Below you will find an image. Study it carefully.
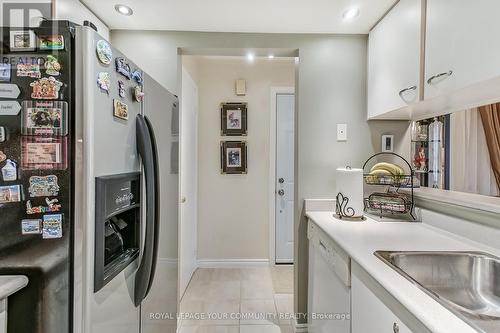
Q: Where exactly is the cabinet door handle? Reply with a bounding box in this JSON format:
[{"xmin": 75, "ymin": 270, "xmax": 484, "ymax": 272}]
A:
[
  {"xmin": 393, "ymin": 322, "xmax": 400, "ymax": 333},
  {"xmin": 427, "ymin": 70, "xmax": 453, "ymax": 85},
  {"xmin": 398, "ymin": 85, "xmax": 417, "ymax": 99}
]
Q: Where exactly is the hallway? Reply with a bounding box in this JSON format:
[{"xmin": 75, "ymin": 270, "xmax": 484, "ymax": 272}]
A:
[{"xmin": 179, "ymin": 266, "xmax": 294, "ymax": 333}]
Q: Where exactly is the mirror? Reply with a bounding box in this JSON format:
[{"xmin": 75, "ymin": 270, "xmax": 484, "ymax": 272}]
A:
[{"xmin": 411, "ymin": 103, "xmax": 500, "ymax": 197}]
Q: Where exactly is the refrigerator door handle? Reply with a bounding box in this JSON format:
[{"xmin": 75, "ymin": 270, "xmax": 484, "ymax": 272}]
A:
[
  {"xmin": 134, "ymin": 114, "xmax": 157, "ymax": 306},
  {"xmin": 144, "ymin": 115, "xmax": 160, "ymax": 295}
]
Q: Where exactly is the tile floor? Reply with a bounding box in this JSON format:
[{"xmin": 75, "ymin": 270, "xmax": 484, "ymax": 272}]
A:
[{"xmin": 179, "ymin": 266, "xmax": 294, "ymax": 333}]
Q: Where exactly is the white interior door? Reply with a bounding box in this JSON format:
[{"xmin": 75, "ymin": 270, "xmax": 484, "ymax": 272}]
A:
[
  {"xmin": 275, "ymin": 94, "xmax": 295, "ymax": 264},
  {"xmin": 179, "ymin": 67, "xmax": 198, "ymax": 299}
]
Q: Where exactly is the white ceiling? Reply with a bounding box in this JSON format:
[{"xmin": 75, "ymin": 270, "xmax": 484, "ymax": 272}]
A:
[{"xmin": 81, "ymin": 0, "xmax": 397, "ymax": 34}]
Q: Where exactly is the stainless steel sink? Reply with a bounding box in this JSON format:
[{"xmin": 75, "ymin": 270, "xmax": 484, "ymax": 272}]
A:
[{"xmin": 375, "ymin": 251, "xmax": 500, "ymax": 332}]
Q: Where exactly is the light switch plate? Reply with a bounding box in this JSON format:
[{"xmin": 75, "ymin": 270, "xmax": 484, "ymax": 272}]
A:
[{"xmin": 337, "ymin": 124, "xmax": 347, "ymax": 141}]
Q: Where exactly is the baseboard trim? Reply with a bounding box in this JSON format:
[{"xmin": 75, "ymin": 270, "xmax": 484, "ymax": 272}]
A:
[
  {"xmin": 196, "ymin": 259, "xmax": 269, "ymax": 268},
  {"xmin": 293, "ymin": 319, "xmax": 308, "ymax": 333}
]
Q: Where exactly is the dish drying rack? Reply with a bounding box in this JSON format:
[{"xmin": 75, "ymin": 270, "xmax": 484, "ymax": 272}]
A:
[{"xmin": 363, "ymin": 152, "xmax": 416, "ymax": 220}]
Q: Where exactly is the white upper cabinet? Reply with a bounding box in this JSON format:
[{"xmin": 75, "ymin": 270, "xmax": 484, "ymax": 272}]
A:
[
  {"xmin": 425, "ymin": 0, "xmax": 500, "ymax": 100},
  {"xmin": 368, "ymin": 0, "xmax": 422, "ymax": 120}
]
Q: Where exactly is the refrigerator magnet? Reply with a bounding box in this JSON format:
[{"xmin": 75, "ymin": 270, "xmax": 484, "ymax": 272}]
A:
[
  {"xmin": 0, "ymin": 64, "xmax": 11, "ymax": 82},
  {"xmin": 21, "ymin": 136, "xmax": 68, "ymax": 170},
  {"xmin": 42, "ymin": 214, "xmax": 63, "ymax": 239},
  {"xmin": 21, "ymin": 219, "xmax": 41, "ymax": 235},
  {"xmin": 97, "ymin": 72, "xmax": 111, "ymax": 94},
  {"xmin": 0, "ymin": 150, "xmax": 6, "ymax": 163},
  {"xmin": 44, "ymin": 55, "xmax": 61, "ymax": 76},
  {"xmin": 118, "ymin": 80, "xmax": 126, "ymax": 98},
  {"xmin": 113, "ymin": 99, "xmax": 128, "ymax": 120},
  {"xmin": 21, "ymin": 101, "xmax": 69, "ymax": 136},
  {"xmin": 39, "ymin": 35, "xmax": 64, "ymax": 50},
  {"xmin": 26, "ymin": 198, "xmax": 61, "ymax": 215},
  {"xmin": 9, "ymin": 30, "xmax": 36, "ymax": 52},
  {"xmin": 1, "ymin": 159, "xmax": 17, "ymax": 181},
  {"xmin": 0, "ymin": 185, "xmax": 22, "ymax": 203},
  {"xmin": 134, "ymin": 86, "xmax": 144, "ymax": 102},
  {"xmin": 30, "ymin": 77, "xmax": 63, "ymax": 99},
  {"xmin": 96, "ymin": 40, "xmax": 113, "ymax": 65},
  {"xmin": 17, "ymin": 63, "xmax": 41, "ymax": 78},
  {"xmin": 28, "ymin": 175, "xmax": 59, "ymax": 198},
  {"xmin": 0, "ymin": 126, "xmax": 6, "ymax": 142},
  {"xmin": 131, "ymin": 69, "xmax": 143, "ymax": 85},
  {"xmin": 115, "ymin": 58, "xmax": 131, "ymax": 79}
]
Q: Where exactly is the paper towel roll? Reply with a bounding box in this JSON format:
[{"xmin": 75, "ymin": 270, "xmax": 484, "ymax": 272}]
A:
[{"xmin": 335, "ymin": 167, "xmax": 364, "ymax": 218}]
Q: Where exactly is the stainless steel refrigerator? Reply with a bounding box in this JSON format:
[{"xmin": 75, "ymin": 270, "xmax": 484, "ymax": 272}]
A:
[{"xmin": 0, "ymin": 21, "xmax": 179, "ymax": 333}]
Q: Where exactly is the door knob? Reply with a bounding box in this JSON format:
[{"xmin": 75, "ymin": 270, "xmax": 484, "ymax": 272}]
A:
[
  {"xmin": 278, "ymin": 189, "xmax": 285, "ymax": 196},
  {"xmin": 278, "ymin": 178, "xmax": 285, "ymax": 184}
]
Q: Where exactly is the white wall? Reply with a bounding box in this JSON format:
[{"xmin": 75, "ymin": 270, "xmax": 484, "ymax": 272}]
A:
[
  {"xmin": 110, "ymin": 30, "xmax": 410, "ymax": 319},
  {"xmin": 194, "ymin": 56, "xmax": 295, "ymax": 261},
  {"xmin": 55, "ymin": 0, "xmax": 109, "ymax": 40}
]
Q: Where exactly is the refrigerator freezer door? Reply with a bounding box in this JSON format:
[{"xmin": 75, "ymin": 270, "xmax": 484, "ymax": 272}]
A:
[
  {"xmin": 74, "ymin": 26, "xmax": 142, "ymax": 333},
  {"xmin": 140, "ymin": 74, "xmax": 179, "ymax": 333}
]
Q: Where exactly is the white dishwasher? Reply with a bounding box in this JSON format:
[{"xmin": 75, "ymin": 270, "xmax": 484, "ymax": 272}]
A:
[{"xmin": 308, "ymin": 220, "xmax": 351, "ymax": 333}]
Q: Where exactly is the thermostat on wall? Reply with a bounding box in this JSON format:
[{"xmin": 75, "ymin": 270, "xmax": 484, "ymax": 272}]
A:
[{"xmin": 236, "ymin": 79, "xmax": 246, "ymax": 96}]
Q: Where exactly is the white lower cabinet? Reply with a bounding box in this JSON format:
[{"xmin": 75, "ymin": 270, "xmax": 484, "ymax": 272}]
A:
[{"xmin": 352, "ymin": 272, "xmax": 413, "ymax": 333}]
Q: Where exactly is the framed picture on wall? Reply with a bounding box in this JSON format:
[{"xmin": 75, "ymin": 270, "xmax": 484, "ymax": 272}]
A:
[
  {"xmin": 221, "ymin": 102, "xmax": 247, "ymax": 136},
  {"xmin": 381, "ymin": 135, "xmax": 394, "ymax": 153},
  {"xmin": 220, "ymin": 141, "xmax": 247, "ymax": 174}
]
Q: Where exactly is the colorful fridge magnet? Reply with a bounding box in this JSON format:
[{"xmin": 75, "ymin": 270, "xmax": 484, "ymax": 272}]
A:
[
  {"xmin": 118, "ymin": 80, "xmax": 126, "ymax": 98},
  {"xmin": 0, "ymin": 185, "xmax": 21, "ymax": 203},
  {"xmin": 113, "ymin": 99, "xmax": 129, "ymax": 120},
  {"xmin": 134, "ymin": 86, "xmax": 144, "ymax": 102},
  {"xmin": 21, "ymin": 219, "xmax": 41, "ymax": 235},
  {"xmin": 0, "ymin": 126, "xmax": 5, "ymax": 142},
  {"xmin": 1, "ymin": 159, "xmax": 17, "ymax": 181},
  {"xmin": 131, "ymin": 69, "xmax": 143, "ymax": 85},
  {"xmin": 28, "ymin": 175, "xmax": 59, "ymax": 197},
  {"xmin": 96, "ymin": 40, "xmax": 113, "ymax": 65},
  {"xmin": 42, "ymin": 214, "xmax": 63, "ymax": 239},
  {"xmin": 9, "ymin": 30, "xmax": 36, "ymax": 52},
  {"xmin": 0, "ymin": 83, "xmax": 21, "ymax": 99},
  {"xmin": 0, "ymin": 150, "xmax": 6, "ymax": 163},
  {"xmin": 21, "ymin": 136, "xmax": 68, "ymax": 170},
  {"xmin": 39, "ymin": 35, "xmax": 64, "ymax": 50},
  {"xmin": 97, "ymin": 72, "xmax": 111, "ymax": 94},
  {"xmin": 26, "ymin": 198, "xmax": 61, "ymax": 215},
  {"xmin": 44, "ymin": 55, "xmax": 61, "ymax": 76},
  {"xmin": 0, "ymin": 64, "xmax": 11, "ymax": 82},
  {"xmin": 21, "ymin": 101, "xmax": 68, "ymax": 136},
  {"xmin": 30, "ymin": 77, "xmax": 63, "ymax": 99},
  {"xmin": 115, "ymin": 58, "xmax": 131, "ymax": 79},
  {"xmin": 17, "ymin": 63, "xmax": 41, "ymax": 78}
]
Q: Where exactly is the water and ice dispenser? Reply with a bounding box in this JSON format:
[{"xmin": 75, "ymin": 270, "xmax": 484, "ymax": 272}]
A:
[{"xmin": 94, "ymin": 172, "xmax": 141, "ymax": 292}]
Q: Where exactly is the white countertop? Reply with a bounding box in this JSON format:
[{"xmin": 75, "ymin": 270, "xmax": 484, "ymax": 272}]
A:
[
  {"xmin": 306, "ymin": 211, "xmax": 498, "ymax": 333},
  {"xmin": 0, "ymin": 276, "xmax": 28, "ymax": 300}
]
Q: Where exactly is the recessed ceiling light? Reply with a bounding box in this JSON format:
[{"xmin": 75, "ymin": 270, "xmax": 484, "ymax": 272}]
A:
[
  {"xmin": 268, "ymin": 55, "xmax": 275, "ymax": 59},
  {"xmin": 115, "ymin": 4, "xmax": 133, "ymax": 16},
  {"xmin": 343, "ymin": 7, "xmax": 360, "ymax": 21},
  {"xmin": 247, "ymin": 53, "xmax": 255, "ymax": 62}
]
